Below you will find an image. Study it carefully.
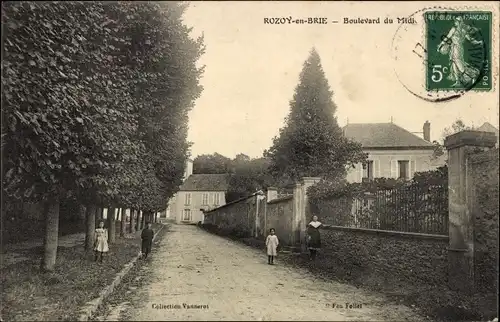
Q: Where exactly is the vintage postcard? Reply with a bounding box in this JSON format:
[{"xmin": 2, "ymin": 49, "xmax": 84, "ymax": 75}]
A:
[{"xmin": 1, "ymin": 1, "xmax": 498, "ymax": 322}]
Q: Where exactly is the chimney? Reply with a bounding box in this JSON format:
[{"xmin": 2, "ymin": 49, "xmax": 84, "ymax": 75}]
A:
[
  {"xmin": 183, "ymin": 159, "xmax": 193, "ymax": 181},
  {"xmin": 266, "ymin": 187, "xmax": 278, "ymax": 202},
  {"xmin": 423, "ymin": 121, "xmax": 431, "ymax": 141}
]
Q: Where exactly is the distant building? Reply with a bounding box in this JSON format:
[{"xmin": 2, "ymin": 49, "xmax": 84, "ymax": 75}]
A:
[
  {"xmin": 164, "ymin": 158, "xmax": 194, "ymax": 220},
  {"xmin": 172, "ymin": 173, "xmax": 229, "ymax": 224},
  {"xmin": 343, "ymin": 121, "xmax": 443, "ymax": 182},
  {"xmin": 476, "ymin": 122, "xmax": 499, "ymax": 147}
]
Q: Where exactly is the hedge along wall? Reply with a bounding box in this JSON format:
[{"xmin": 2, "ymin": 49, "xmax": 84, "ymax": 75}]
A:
[
  {"xmin": 468, "ymin": 148, "xmax": 499, "ymax": 295},
  {"xmin": 317, "ymin": 226, "xmax": 449, "ymax": 288},
  {"xmin": 265, "ymin": 196, "xmax": 294, "ymax": 245}
]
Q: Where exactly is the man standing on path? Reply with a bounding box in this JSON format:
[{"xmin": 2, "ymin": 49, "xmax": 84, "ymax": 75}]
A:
[{"xmin": 141, "ymin": 222, "xmax": 154, "ymax": 259}]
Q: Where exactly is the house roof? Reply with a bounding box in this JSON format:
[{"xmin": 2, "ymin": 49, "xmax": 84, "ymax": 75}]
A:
[
  {"xmin": 343, "ymin": 123, "xmax": 434, "ymax": 149},
  {"xmin": 179, "ymin": 174, "xmax": 229, "ymax": 191},
  {"xmin": 477, "ymin": 122, "xmax": 499, "ymax": 134}
]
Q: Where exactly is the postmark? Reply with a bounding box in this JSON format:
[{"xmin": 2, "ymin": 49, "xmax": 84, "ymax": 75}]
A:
[
  {"xmin": 425, "ymin": 11, "xmax": 492, "ymax": 92},
  {"xmin": 391, "ymin": 6, "xmax": 494, "ymax": 103}
]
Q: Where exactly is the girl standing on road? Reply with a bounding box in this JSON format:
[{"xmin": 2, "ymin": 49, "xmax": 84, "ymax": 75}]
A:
[
  {"xmin": 306, "ymin": 215, "xmax": 322, "ymax": 260},
  {"xmin": 266, "ymin": 228, "xmax": 279, "ymax": 265},
  {"xmin": 94, "ymin": 220, "xmax": 109, "ymax": 262}
]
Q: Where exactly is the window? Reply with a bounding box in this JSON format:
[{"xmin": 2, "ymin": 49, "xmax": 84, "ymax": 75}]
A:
[
  {"xmin": 184, "ymin": 193, "xmax": 191, "ymax": 206},
  {"xmin": 398, "ymin": 160, "xmax": 410, "ymax": 179},
  {"xmin": 182, "ymin": 209, "xmax": 191, "ymax": 221},
  {"xmin": 362, "ymin": 161, "xmax": 374, "ymax": 181},
  {"xmin": 213, "ymin": 193, "xmax": 220, "ymax": 206},
  {"xmin": 202, "ymin": 193, "xmax": 209, "ymax": 205}
]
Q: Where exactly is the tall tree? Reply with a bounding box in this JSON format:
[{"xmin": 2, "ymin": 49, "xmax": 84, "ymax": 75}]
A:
[
  {"xmin": 193, "ymin": 153, "xmax": 232, "ymax": 174},
  {"xmin": 2, "ymin": 1, "xmax": 139, "ymax": 271},
  {"xmin": 226, "ymin": 157, "xmax": 273, "ymax": 202},
  {"xmin": 264, "ymin": 48, "xmax": 366, "ymax": 184},
  {"xmin": 432, "ymin": 119, "xmax": 475, "ymax": 160},
  {"xmin": 442, "ymin": 119, "xmax": 474, "ymax": 138}
]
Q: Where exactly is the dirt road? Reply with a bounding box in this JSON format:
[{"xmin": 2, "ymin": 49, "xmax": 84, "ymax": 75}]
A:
[{"xmin": 97, "ymin": 224, "xmax": 425, "ymax": 321}]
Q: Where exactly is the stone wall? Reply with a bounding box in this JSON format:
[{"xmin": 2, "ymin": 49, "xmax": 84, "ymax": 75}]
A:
[
  {"xmin": 265, "ymin": 196, "xmax": 294, "ymax": 245},
  {"xmin": 468, "ymin": 148, "xmax": 499, "ymax": 294},
  {"xmin": 318, "ymin": 226, "xmax": 449, "ymax": 287},
  {"xmin": 203, "ymin": 195, "xmax": 256, "ymax": 238},
  {"xmin": 202, "ymin": 142, "xmax": 498, "ymax": 319},
  {"xmin": 204, "ymin": 194, "xmax": 294, "ymax": 244}
]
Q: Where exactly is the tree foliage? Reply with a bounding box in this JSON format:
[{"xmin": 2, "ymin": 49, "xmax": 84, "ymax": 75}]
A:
[
  {"xmin": 226, "ymin": 157, "xmax": 273, "ymax": 202},
  {"xmin": 193, "ymin": 153, "xmax": 232, "ymax": 174},
  {"xmin": 442, "ymin": 119, "xmax": 474, "ymax": 138},
  {"xmin": 2, "ymin": 1, "xmax": 204, "ymax": 269},
  {"xmin": 264, "ymin": 48, "xmax": 366, "ymax": 184},
  {"xmin": 307, "ymin": 165, "xmax": 448, "ymax": 200},
  {"xmin": 432, "ymin": 119, "xmax": 475, "ymax": 160},
  {"xmin": 2, "ymin": 1, "xmax": 204, "ymax": 209}
]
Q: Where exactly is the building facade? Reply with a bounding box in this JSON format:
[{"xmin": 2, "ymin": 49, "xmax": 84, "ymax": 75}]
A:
[
  {"xmin": 344, "ymin": 121, "xmax": 443, "ymax": 183},
  {"xmin": 172, "ymin": 174, "xmax": 229, "ymax": 224},
  {"xmin": 476, "ymin": 122, "xmax": 499, "ymax": 148},
  {"xmin": 164, "ymin": 158, "xmax": 194, "ymax": 220}
]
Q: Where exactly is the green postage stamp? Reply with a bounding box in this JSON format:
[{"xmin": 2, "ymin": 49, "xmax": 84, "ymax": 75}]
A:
[{"xmin": 425, "ymin": 11, "xmax": 492, "ymax": 91}]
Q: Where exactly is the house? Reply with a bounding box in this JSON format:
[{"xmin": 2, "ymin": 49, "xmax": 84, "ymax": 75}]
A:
[
  {"xmin": 172, "ymin": 173, "xmax": 229, "ymax": 224},
  {"xmin": 476, "ymin": 122, "xmax": 499, "ymax": 147},
  {"xmin": 343, "ymin": 121, "xmax": 442, "ymax": 183},
  {"xmin": 164, "ymin": 158, "xmax": 194, "ymax": 220}
]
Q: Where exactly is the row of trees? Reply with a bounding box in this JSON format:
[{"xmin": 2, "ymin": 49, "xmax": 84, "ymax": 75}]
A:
[{"xmin": 2, "ymin": 2, "xmax": 204, "ymax": 270}]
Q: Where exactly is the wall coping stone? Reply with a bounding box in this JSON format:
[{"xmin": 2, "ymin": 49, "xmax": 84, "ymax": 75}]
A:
[
  {"xmin": 322, "ymin": 225, "xmax": 449, "ymax": 241},
  {"xmin": 448, "ymin": 247, "xmax": 468, "ymax": 252},
  {"xmin": 205, "ymin": 192, "xmax": 260, "ymax": 214},
  {"xmin": 444, "ymin": 130, "xmax": 497, "ymax": 150},
  {"xmin": 267, "ymin": 195, "xmax": 293, "ymax": 205}
]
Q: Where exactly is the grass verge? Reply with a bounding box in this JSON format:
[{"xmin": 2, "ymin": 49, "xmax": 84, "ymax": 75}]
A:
[
  {"xmin": 90, "ymin": 224, "xmax": 169, "ymax": 321},
  {"xmin": 1, "ymin": 223, "xmax": 163, "ymax": 321}
]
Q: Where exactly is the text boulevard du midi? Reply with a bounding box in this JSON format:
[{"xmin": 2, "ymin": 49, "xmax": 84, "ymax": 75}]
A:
[{"xmin": 263, "ymin": 17, "xmax": 416, "ymax": 25}]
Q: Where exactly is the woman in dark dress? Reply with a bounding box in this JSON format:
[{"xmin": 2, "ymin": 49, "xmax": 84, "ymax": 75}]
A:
[{"xmin": 306, "ymin": 215, "xmax": 322, "ymax": 260}]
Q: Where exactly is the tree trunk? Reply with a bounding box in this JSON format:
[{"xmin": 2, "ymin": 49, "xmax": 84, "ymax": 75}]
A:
[
  {"xmin": 136, "ymin": 210, "xmax": 141, "ymax": 231},
  {"xmin": 78, "ymin": 204, "xmax": 86, "ymax": 221},
  {"xmin": 41, "ymin": 198, "xmax": 60, "ymax": 271},
  {"xmin": 120, "ymin": 208, "xmax": 126, "ymax": 238},
  {"xmin": 95, "ymin": 207, "xmax": 102, "ymax": 227},
  {"xmin": 130, "ymin": 209, "xmax": 136, "ymax": 233},
  {"xmin": 140, "ymin": 211, "xmax": 145, "ymax": 229},
  {"xmin": 85, "ymin": 205, "xmax": 96, "ymax": 251},
  {"xmin": 107, "ymin": 207, "xmax": 116, "ymax": 243}
]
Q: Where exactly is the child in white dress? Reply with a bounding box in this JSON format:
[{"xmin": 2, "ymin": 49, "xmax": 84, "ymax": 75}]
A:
[
  {"xmin": 266, "ymin": 228, "xmax": 279, "ymax": 265},
  {"xmin": 94, "ymin": 220, "xmax": 109, "ymax": 262}
]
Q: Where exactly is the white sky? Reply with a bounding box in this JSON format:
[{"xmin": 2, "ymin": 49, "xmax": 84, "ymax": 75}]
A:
[{"xmin": 183, "ymin": 1, "xmax": 499, "ymax": 159}]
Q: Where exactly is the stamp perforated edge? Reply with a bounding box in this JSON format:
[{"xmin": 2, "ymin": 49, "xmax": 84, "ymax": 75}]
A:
[
  {"xmin": 391, "ymin": 4, "xmax": 499, "ymax": 101},
  {"xmin": 424, "ymin": 10, "xmax": 492, "ymax": 92}
]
